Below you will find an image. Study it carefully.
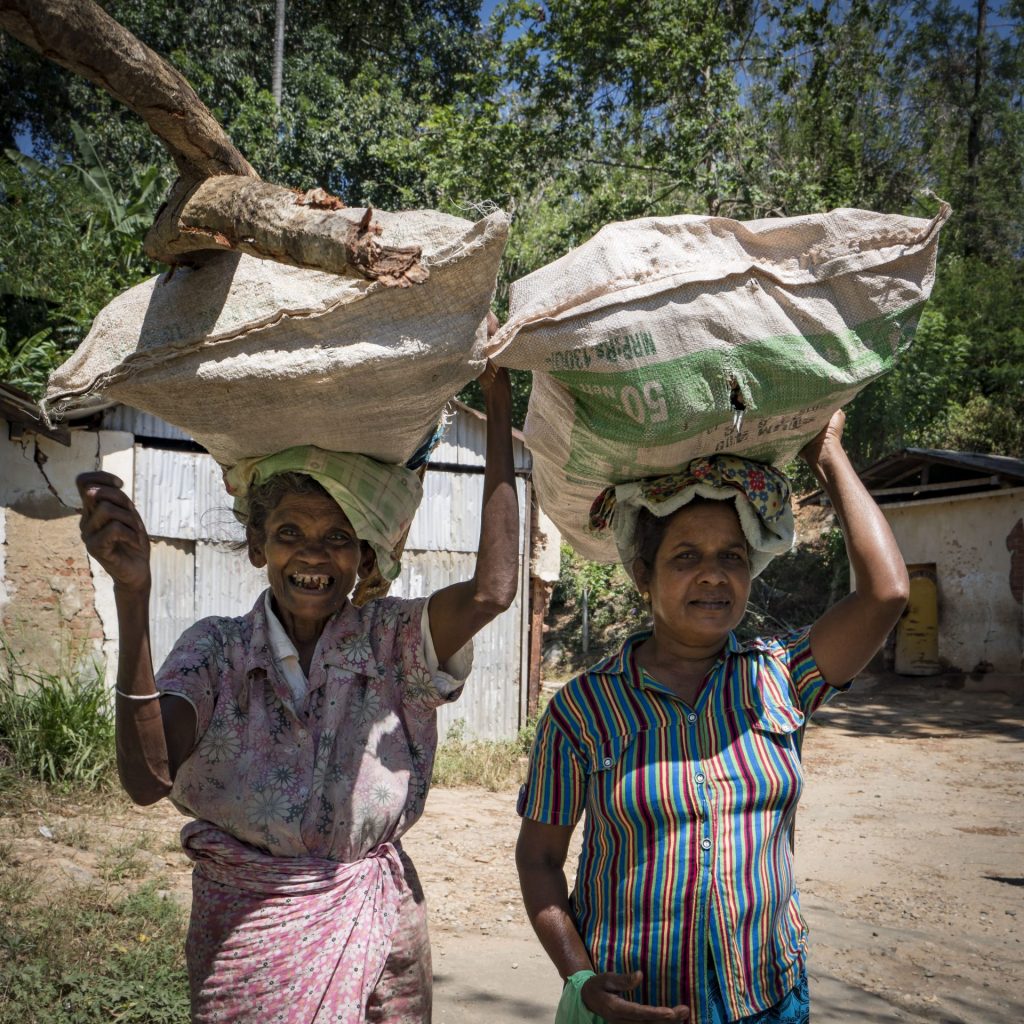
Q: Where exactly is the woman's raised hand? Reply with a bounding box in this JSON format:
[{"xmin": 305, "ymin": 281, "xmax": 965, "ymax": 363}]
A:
[
  {"xmin": 76, "ymin": 471, "xmax": 151, "ymax": 593},
  {"xmin": 582, "ymin": 971, "xmax": 690, "ymax": 1023},
  {"xmin": 798, "ymin": 408, "xmax": 847, "ymax": 478}
]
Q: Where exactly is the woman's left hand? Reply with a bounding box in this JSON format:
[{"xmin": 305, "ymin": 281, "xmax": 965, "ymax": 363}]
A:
[{"xmin": 799, "ymin": 408, "xmax": 846, "ymax": 477}]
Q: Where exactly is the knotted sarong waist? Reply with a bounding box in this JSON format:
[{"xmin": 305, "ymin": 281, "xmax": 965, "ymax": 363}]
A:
[{"xmin": 181, "ymin": 820, "xmax": 406, "ymax": 1024}]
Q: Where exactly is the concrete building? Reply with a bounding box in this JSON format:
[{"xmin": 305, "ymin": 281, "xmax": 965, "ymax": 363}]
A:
[
  {"xmin": 807, "ymin": 448, "xmax": 1024, "ymax": 688},
  {"xmin": 1, "ymin": 383, "xmax": 559, "ymax": 738}
]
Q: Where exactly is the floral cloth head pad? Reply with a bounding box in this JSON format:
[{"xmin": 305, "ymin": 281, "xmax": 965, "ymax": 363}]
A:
[{"xmin": 588, "ymin": 454, "xmax": 795, "ymax": 581}]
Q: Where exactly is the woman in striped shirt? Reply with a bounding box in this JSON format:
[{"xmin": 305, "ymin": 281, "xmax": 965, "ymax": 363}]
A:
[{"xmin": 516, "ymin": 411, "xmax": 908, "ymax": 1024}]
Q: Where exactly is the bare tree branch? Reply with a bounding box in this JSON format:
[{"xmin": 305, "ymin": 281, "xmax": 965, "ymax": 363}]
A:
[
  {"xmin": 0, "ymin": 0, "xmax": 428, "ymax": 285},
  {"xmin": 0, "ymin": 0, "xmax": 253, "ymax": 179},
  {"xmin": 146, "ymin": 177, "xmax": 428, "ymax": 285}
]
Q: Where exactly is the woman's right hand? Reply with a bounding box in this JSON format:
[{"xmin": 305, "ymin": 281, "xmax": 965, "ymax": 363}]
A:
[
  {"xmin": 582, "ymin": 971, "xmax": 690, "ymax": 1022},
  {"xmin": 76, "ymin": 471, "xmax": 151, "ymax": 593}
]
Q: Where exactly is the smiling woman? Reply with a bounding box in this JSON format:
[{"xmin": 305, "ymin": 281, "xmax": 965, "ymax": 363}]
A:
[
  {"xmin": 74, "ymin": 361, "xmax": 519, "ymax": 1024},
  {"xmin": 516, "ymin": 411, "xmax": 911, "ymax": 1024},
  {"xmin": 243, "ymin": 476, "xmax": 378, "ymax": 669}
]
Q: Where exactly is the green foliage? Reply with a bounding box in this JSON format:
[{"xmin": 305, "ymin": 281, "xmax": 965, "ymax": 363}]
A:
[
  {"xmin": 0, "ymin": 120, "xmax": 163, "ymax": 396},
  {"xmin": 0, "ymin": 0, "xmax": 1021, "ymax": 455},
  {"xmin": 844, "ymin": 306, "xmax": 973, "ymax": 465},
  {"xmin": 431, "ymin": 716, "xmax": 537, "ymax": 789},
  {"xmin": 0, "ymin": 877, "xmax": 189, "ymax": 1024},
  {"xmin": 0, "ymin": 326, "xmax": 63, "ymax": 396},
  {"xmin": 545, "ymin": 544, "xmax": 648, "ymax": 677},
  {"xmin": 0, "ymin": 641, "xmax": 115, "ymax": 791},
  {"xmin": 941, "ymin": 394, "xmax": 1024, "ymax": 455}
]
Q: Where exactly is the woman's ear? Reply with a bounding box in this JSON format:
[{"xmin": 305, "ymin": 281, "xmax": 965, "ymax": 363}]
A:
[
  {"xmin": 358, "ymin": 541, "xmax": 377, "ymax": 579},
  {"xmin": 632, "ymin": 559, "xmax": 651, "ymax": 596},
  {"xmin": 247, "ymin": 527, "xmax": 267, "ymax": 569}
]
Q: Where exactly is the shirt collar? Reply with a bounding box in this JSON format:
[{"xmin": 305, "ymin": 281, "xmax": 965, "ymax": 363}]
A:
[
  {"xmin": 602, "ymin": 629, "xmax": 753, "ymax": 677},
  {"xmin": 243, "ymin": 589, "xmax": 381, "ymax": 681},
  {"xmin": 264, "ymin": 591, "xmax": 300, "ymax": 663}
]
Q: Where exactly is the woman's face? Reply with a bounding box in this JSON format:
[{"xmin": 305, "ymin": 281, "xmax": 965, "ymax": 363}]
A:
[
  {"xmin": 636, "ymin": 501, "xmax": 752, "ymax": 649},
  {"xmin": 248, "ymin": 490, "xmax": 373, "ymax": 634}
]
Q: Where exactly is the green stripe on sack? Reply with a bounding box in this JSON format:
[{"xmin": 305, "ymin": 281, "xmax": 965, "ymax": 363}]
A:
[{"xmin": 551, "ymin": 305, "xmax": 923, "ymax": 463}]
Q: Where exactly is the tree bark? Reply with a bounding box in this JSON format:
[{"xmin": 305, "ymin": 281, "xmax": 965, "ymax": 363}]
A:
[
  {"xmin": 146, "ymin": 177, "xmax": 428, "ymax": 285},
  {"xmin": 0, "ymin": 0, "xmax": 253, "ymax": 179},
  {"xmin": 963, "ymin": 0, "xmax": 988, "ymax": 257},
  {"xmin": 0, "ymin": 0, "xmax": 428, "ymax": 284},
  {"xmin": 272, "ymin": 0, "xmax": 286, "ymax": 110}
]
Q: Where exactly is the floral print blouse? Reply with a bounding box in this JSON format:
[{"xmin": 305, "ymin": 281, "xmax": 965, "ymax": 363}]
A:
[{"xmin": 157, "ymin": 592, "xmax": 471, "ymax": 862}]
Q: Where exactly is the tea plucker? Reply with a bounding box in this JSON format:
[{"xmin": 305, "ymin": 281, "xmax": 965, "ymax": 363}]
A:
[
  {"xmin": 76, "ymin": 361, "xmax": 518, "ymax": 1024},
  {"xmin": 516, "ymin": 410, "xmax": 908, "ymax": 1024}
]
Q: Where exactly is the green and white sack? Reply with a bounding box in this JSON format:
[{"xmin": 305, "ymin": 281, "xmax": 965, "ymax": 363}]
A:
[
  {"xmin": 44, "ymin": 208, "xmax": 509, "ymax": 468},
  {"xmin": 491, "ymin": 204, "xmax": 950, "ymax": 561}
]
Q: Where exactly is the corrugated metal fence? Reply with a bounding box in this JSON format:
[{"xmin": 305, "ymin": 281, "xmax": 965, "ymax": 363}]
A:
[{"xmin": 137, "ymin": 423, "xmax": 531, "ymax": 741}]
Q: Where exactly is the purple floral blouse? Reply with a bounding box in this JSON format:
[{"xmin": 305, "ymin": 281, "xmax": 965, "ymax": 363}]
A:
[{"xmin": 157, "ymin": 592, "xmax": 469, "ymax": 862}]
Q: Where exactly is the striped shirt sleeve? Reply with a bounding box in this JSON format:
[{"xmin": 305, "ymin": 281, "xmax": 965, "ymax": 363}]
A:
[
  {"xmin": 517, "ymin": 704, "xmax": 587, "ymax": 827},
  {"xmin": 768, "ymin": 626, "xmax": 851, "ymax": 718}
]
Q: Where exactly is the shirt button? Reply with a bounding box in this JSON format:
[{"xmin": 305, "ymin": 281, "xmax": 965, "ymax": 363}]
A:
[
  {"xmin": 701, "ymin": 838, "xmax": 712, "ymax": 851},
  {"xmin": 695, "ymin": 773, "xmax": 706, "ymax": 784},
  {"xmin": 603, "ymin": 757, "xmax": 613, "ymax": 768},
  {"xmin": 687, "ymin": 713, "xmax": 697, "ymax": 723}
]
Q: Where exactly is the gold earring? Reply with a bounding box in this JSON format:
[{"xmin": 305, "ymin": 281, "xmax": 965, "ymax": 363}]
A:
[{"xmin": 642, "ymin": 591, "xmax": 650, "ymax": 604}]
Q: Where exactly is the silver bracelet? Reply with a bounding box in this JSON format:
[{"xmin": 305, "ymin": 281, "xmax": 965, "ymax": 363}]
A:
[{"xmin": 115, "ymin": 688, "xmax": 162, "ymax": 701}]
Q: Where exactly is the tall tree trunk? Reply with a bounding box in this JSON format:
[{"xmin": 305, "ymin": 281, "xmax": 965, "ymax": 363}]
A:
[
  {"xmin": 964, "ymin": 0, "xmax": 988, "ymax": 257},
  {"xmin": 272, "ymin": 0, "xmax": 286, "ymax": 110}
]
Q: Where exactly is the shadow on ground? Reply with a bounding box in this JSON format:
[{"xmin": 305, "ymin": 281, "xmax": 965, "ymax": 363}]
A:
[{"xmin": 813, "ymin": 672, "xmax": 1024, "ymax": 743}]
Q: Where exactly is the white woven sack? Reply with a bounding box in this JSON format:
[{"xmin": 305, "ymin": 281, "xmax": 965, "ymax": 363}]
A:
[
  {"xmin": 490, "ymin": 204, "xmax": 950, "ymax": 561},
  {"xmin": 45, "ymin": 208, "xmax": 509, "ymax": 467}
]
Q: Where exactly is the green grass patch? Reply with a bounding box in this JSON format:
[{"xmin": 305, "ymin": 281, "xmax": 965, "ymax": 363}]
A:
[
  {"xmin": 431, "ymin": 718, "xmax": 538, "ymax": 791},
  {"xmin": 0, "ymin": 870, "xmax": 189, "ymax": 1023},
  {"xmin": 0, "ymin": 639, "xmax": 115, "ymax": 791}
]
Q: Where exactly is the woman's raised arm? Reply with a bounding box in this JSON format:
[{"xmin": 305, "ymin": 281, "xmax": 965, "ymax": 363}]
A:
[
  {"xmin": 803, "ymin": 412, "xmax": 910, "ymax": 687},
  {"xmin": 76, "ymin": 472, "xmax": 195, "ymax": 804},
  {"xmin": 427, "ymin": 361, "xmax": 519, "ymax": 664}
]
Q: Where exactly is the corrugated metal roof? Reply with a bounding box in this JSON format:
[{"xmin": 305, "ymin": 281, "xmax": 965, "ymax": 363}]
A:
[
  {"xmin": 802, "ymin": 448, "xmax": 1024, "ymax": 506},
  {"xmin": 0, "ymin": 382, "xmax": 71, "ymax": 445},
  {"xmin": 408, "ymin": 474, "xmax": 527, "ymax": 553},
  {"xmin": 102, "ymin": 406, "xmax": 195, "ymax": 443},
  {"xmin": 195, "ymin": 542, "xmax": 267, "ymax": 620},
  {"xmin": 887, "ymin": 448, "xmax": 1024, "ymax": 482},
  {"xmin": 430, "ymin": 402, "xmax": 532, "ymax": 472},
  {"xmin": 134, "ymin": 446, "xmax": 199, "ymax": 539},
  {"xmin": 195, "ymin": 457, "xmax": 245, "ymax": 544}
]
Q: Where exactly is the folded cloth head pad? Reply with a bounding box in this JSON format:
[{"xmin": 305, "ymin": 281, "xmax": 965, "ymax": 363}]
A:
[
  {"xmin": 588, "ymin": 455, "xmax": 795, "ymax": 581},
  {"xmin": 225, "ymin": 447, "xmax": 423, "ymax": 581}
]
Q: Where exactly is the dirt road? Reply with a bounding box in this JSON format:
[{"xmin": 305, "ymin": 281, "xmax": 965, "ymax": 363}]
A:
[
  {"xmin": 414, "ymin": 675, "xmax": 1024, "ymax": 1024},
  {"xmin": 5, "ymin": 673, "xmax": 1022, "ymax": 1023}
]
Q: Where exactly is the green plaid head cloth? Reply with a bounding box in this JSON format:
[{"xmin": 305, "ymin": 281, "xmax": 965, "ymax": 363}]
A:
[{"xmin": 224, "ymin": 446, "xmax": 423, "ymax": 580}]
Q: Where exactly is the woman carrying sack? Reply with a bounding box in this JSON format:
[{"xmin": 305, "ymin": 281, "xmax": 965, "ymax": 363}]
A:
[
  {"xmin": 76, "ymin": 361, "xmax": 518, "ymax": 1024},
  {"xmin": 516, "ymin": 410, "xmax": 908, "ymax": 1024}
]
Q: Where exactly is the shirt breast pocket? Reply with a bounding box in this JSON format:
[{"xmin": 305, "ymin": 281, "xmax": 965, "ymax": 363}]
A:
[
  {"xmin": 741, "ymin": 700, "xmax": 805, "ymax": 814},
  {"xmin": 585, "ymin": 733, "xmax": 637, "ymax": 807},
  {"xmin": 749, "ymin": 699, "xmax": 805, "ymax": 739}
]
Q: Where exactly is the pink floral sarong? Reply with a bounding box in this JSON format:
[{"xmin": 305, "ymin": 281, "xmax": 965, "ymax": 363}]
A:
[{"xmin": 182, "ymin": 820, "xmax": 405, "ymax": 1024}]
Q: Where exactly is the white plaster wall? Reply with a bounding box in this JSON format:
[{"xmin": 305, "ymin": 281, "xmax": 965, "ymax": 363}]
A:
[
  {"xmin": 1, "ymin": 422, "xmax": 134, "ymax": 682},
  {"xmin": 883, "ymin": 488, "xmax": 1024, "ymax": 674}
]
